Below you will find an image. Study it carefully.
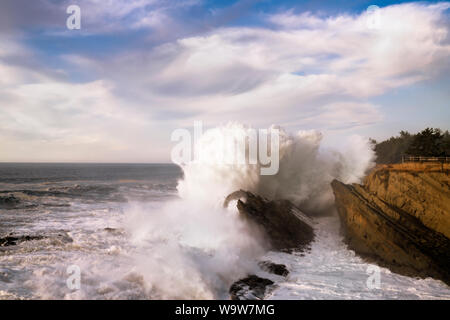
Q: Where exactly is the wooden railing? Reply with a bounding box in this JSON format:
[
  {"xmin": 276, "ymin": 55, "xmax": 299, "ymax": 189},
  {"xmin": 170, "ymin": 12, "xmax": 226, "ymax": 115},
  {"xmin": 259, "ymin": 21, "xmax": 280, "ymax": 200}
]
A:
[{"xmin": 402, "ymin": 156, "xmax": 450, "ymax": 163}]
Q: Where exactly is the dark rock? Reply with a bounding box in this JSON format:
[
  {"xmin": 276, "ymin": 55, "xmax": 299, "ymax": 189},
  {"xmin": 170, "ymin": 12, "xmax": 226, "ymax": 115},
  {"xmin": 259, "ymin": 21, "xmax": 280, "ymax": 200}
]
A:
[
  {"xmin": 0, "ymin": 235, "xmax": 44, "ymax": 247},
  {"xmin": 53, "ymin": 232, "xmax": 74, "ymax": 244},
  {"xmin": 229, "ymin": 275, "xmax": 274, "ymax": 300},
  {"xmin": 223, "ymin": 190, "xmax": 248, "ymax": 208},
  {"xmin": 0, "ymin": 195, "xmax": 20, "ymax": 208},
  {"xmin": 224, "ymin": 190, "xmax": 315, "ymax": 251},
  {"xmin": 258, "ymin": 261, "xmax": 289, "ymax": 277},
  {"xmin": 42, "ymin": 203, "xmax": 71, "ymax": 208},
  {"xmin": 103, "ymin": 227, "xmax": 124, "ymax": 235},
  {"xmin": 331, "ymin": 164, "xmax": 450, "ymax": 285},
  {"xmin": 0, "ymin": 231, "xmax": 72, "ymax": 247}
]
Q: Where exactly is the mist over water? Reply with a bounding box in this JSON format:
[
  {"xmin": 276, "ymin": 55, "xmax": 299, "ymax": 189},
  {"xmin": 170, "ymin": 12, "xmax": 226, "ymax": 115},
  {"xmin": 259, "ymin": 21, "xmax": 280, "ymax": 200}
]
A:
[
  {"xmin": 123, "ymin": 123, "xmax": 376, "ymax": 298},
  {"xmin": 178, "ymin": 123, "xmax": 375, "ymax": 213},
  {"xmin": 123, "ymin": 200, "xmax": 264, "ymax": 299},
  {"xmin": 0, "ymin": 125, "xmax": 449, "ymax": 299}
]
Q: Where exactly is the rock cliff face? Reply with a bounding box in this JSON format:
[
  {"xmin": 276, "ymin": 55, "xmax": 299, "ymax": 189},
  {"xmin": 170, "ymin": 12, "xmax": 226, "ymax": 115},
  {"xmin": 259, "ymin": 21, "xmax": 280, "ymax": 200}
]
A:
[
  {"xmin": 224, "ymin": 190, "xmax": 315, "ymax": 251},
  {"xmin": 225, "ymin": 190, "xmax": 315, "ymax": 299},
  {"xmin": 332, "ymin": 163, "xmax": 450, "ymax": 285}
]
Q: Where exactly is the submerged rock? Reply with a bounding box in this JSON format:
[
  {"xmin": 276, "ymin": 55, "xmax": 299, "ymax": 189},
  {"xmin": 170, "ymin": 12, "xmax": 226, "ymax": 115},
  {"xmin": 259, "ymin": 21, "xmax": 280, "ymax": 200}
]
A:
[
  {"xmin": 0, "ymin": 231, "xmax": 73, "ymax": 247},
  {"xmin": 258, "ymin": 261, "xmax": 289, "ymax": 277},
  {"xmin": 229, "ymin": 275, "xmax": 274, "ymax": 300},
  {"xmin": 0, "ymin": 235, "xmax": 44, "ymax": 247},
  {"xmin": 103, "ymin": 227, "xmax": 124, "ymax": 235},
  {"xmin": 331, "ymin": 163, "xmax": 450, "ymax": 285},
  {"xmin": 224, "ymin": 190, "xmax": 315, "ymax": 251},
  {"xmin": 0, "ymin": 195, "xmax": 20, "ymax": 208}
]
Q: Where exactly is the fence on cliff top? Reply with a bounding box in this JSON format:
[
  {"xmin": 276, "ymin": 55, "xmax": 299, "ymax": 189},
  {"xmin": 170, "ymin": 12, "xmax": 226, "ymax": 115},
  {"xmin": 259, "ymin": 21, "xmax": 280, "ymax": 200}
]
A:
[{"xmin": 402, "ymin": 156, "xmax": 450, "ymax": 163}]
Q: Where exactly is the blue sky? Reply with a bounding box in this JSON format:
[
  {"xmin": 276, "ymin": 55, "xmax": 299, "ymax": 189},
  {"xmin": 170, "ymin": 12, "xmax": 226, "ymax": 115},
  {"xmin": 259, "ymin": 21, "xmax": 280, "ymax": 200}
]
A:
[{"xmin": 1, "ymin": 0, "xmax": 449, "ymax": 162}]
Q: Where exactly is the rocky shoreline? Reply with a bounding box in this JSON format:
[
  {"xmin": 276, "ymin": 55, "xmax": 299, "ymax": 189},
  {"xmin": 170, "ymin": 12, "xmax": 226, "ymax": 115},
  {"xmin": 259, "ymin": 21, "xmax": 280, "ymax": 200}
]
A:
[
  {"xmin": 225, "ymin": 190, "xmax": 315, "ymax": 299},
  {"xmin": 332, "ymin": 163, "xmax": 450, "ymax": 285},
  {"xmin": 227, "ymin": 163, "xmax": 450, "ymax": 299}
]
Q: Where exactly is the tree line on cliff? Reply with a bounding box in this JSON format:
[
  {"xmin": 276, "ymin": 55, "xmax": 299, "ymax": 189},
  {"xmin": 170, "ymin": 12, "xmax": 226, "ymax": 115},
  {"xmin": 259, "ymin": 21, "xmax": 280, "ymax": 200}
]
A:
[{"xmin": 371, "ymin": 128, "xmax": 450, "ymax": 164}]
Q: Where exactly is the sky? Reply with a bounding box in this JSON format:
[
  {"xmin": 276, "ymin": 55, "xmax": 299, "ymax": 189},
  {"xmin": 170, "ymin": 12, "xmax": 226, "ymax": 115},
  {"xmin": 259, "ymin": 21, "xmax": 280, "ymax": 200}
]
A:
[{"xmin": 0, "ymin": 0, "xmax": 449, "ymax": 162}]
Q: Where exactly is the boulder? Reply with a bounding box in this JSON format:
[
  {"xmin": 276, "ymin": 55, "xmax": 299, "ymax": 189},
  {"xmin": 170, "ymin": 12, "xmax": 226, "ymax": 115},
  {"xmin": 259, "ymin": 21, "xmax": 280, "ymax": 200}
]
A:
[
  {"xmin": 224, "ymin": 190, "xmax": 314, "ymax": 251},
  {"xmin": 258, "ymin": 261, "xmax": 289, "ymax": 277},
  {"xmin": 229, "ymin": 275, "xmax": 274, "ymax": 300}
]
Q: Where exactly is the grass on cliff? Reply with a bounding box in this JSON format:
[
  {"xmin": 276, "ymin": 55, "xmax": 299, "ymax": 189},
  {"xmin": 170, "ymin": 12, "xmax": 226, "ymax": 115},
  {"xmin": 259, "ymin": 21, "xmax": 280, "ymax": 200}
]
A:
[{"xmin": 375, "ymin": 162, "xmax": 450, "ymax": 172}]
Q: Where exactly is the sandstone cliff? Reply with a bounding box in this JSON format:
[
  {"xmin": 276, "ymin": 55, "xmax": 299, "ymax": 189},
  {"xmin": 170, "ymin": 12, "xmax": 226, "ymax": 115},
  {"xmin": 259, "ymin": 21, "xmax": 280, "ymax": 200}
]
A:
[{"xmin": 332, "ymin": 163, "xmax": 450, "ymax": 285}]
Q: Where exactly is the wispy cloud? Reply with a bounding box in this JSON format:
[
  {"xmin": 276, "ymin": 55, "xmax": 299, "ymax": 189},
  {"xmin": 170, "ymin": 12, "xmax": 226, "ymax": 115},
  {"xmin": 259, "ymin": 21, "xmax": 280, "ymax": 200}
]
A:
[{"xmin": 0, "ymin": 2, "xmax": 449, "ymax": 161}]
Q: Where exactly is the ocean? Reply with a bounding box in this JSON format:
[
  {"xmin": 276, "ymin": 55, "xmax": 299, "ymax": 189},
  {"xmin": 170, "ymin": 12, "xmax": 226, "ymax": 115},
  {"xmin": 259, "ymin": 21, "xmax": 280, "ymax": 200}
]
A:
[{"xmin": 0, "ymin": 163, "xmax": 449, "ymax": 299}]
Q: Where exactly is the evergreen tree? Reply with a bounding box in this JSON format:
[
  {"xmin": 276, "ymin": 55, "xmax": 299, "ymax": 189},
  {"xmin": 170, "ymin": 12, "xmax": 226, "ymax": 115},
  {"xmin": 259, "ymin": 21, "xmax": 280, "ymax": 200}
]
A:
[
  {"xmin": 406, "ymin": 128, "xmax": 444, "ymax": 156},
  {"xmin": 373, "ymin": 130, "xmax": 413, "ymax": 164},
  {"xmin": 373, "ymin": 127, "xmax": 449, "ymax": 164}
]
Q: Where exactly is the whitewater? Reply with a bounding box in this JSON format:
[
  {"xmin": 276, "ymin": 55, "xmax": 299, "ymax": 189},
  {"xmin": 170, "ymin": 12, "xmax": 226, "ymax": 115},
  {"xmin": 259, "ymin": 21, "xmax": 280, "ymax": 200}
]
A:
[{"xmin": 0, "ymin": 124, "xmax": 449, "ymax": 299}]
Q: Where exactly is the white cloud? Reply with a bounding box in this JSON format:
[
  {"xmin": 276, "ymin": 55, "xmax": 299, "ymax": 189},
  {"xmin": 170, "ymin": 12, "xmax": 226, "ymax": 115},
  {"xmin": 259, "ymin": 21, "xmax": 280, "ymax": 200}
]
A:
[
  {"xmin": 0, "ymin": 44, "xmax": 172, "ymax": 161},
  {"xmin": 78, "ymin": 3, "xmax": 449, "ymax": 126},
  {"xmin": 0, "ymin": 0, "xmax": 202, "ymax": 36},
  {"xmin": 268, "ymin": 10, "xmax": 327, "ymax": 29},
  {"xmin": 1, "ymin": 2, "xmax": 449, "ymax": 161}
]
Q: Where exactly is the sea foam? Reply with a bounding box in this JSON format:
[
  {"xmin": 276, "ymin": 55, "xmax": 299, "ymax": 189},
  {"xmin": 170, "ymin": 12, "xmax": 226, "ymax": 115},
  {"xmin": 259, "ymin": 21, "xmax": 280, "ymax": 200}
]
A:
[{"xmin": 124, "ymin": 123, "xmax": 375, "ymax": 298}]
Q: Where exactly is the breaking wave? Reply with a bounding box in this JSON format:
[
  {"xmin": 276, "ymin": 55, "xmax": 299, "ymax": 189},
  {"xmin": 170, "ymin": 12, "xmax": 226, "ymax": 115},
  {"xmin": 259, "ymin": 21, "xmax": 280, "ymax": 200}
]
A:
[
  {"xmin": 178, "ymin": 123, "xmax": 375, "ymax": 213},
  {"xmin": 123, "ymin": 123, "xmax": 375, "ymax": 298}
]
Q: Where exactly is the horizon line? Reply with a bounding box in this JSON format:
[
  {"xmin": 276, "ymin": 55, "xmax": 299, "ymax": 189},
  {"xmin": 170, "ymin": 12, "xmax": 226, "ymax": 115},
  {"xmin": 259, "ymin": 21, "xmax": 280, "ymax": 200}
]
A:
[{"xmin": 0, "ymin": 161, "xmax": 176, "ymax": 165}]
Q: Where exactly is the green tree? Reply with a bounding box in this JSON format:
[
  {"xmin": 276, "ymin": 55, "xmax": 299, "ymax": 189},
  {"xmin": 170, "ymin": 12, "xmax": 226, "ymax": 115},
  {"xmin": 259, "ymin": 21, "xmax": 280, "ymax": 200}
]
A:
[
  {"xmin": 406, "ymin": 128, "xmax": 444, "ymax": 156},
  {"xmin": 442, "ymin": 130, "xmax": 450, "ymax": 156},
  {"xmin": 374, "ymin": 130, "xmax": 413, "ymax": 164},
  {"xmin": 373, "ymin": 128, "xmax": 449, "ymax": 163}
]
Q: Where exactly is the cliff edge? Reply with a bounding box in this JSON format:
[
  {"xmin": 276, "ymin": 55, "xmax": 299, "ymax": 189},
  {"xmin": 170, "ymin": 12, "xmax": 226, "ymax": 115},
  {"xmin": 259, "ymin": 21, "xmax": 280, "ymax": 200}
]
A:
[{"xmin": 331, "ymin": 163, "xmax": 450, "ymax": 285}]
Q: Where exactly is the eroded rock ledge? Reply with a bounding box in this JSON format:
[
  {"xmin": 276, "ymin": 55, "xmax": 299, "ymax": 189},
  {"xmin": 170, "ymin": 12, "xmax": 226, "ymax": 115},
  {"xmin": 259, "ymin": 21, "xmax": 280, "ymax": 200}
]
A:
[
  {"xmin": 331, "ymin": 163, "xmax": 450, "ymax": 285},
  {"xmin": 226, "ymin": 190, "xmax": 315, "ymax": 299},
  {"xmin": 225, "ymin": 190, "xmax": 315, "ymax": 251}
]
